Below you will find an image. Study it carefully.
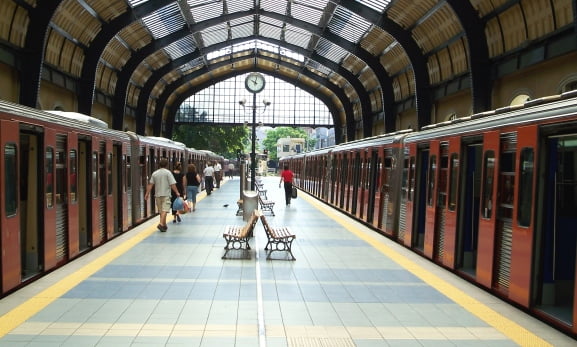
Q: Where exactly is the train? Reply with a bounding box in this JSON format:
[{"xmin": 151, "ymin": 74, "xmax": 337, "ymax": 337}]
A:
[
  {"xmin": 281, "ymin": 90, "xmax": 577, "ymax": 336},
  {"xmin": 0, "ymin": 100, "xmax": 222, "ymax": 297}
]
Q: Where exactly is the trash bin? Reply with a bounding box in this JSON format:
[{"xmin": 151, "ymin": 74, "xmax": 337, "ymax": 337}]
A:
[{"xmin": 242, "ymin": 190, "xmax": 258, "ymax": 221}]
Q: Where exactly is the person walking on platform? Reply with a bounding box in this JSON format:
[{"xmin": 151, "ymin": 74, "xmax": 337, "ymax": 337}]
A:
[
  {"xmin": 170, "ymin": 162, "xmax": 185, "ymax": 223},
  {"xmin": 183, "ymin": 163, "xmax": 201, "ymax": 212},
  {"xmin": 214, "ymin": 161, "xmax": 222, "ymax": 188},
  {"xmin": 228, "ymin": 162, "xmax": 234, "ymax": 179},
  {"xmin": 145, "ymin": 158, "xmax": 180, "ymax": 232},
  {"xmin": 203, "ymin": 162, "xmax": 215, "ymax": 195},
  {"xmin": 279, "ymin": 164, "xmax": 294, "ymax": 206}
]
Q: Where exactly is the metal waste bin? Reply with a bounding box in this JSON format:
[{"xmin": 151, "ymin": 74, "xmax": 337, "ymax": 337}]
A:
[{"xmin": 242, "ymin": 190, "xmax": 258, "ymax": 221}]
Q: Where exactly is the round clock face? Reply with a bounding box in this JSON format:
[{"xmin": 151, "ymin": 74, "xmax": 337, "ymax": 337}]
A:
[{"xmin": 245, "ymin": 72, "xmax": 266, "ymax": 93}]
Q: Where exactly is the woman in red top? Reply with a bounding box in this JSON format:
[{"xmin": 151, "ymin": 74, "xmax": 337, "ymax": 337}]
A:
[{"xmin": 279, "ymin": 164, "xmax": 294, "ymax": 206}]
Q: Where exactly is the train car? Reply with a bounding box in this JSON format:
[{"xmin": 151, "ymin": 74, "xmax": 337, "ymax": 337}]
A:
[
  {"xmin": 0, "ymin": 99, "xmax": 224, "ymax": 298},
  {"xmin": 281, "ymin": 91, "xmax": 577, "ymax": 335},
  {"xmin": 0, "ymin": 101, "xmax": 132, "ymax": 294}
]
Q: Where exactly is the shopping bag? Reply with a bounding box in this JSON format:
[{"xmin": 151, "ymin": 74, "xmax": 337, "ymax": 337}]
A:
[
  {"xmin": 291, "ymin": 186, "xmax": 297, "ymax": 199},
  {"xmin": 181, "ymin": 199, "xmax": 190, "ymax": 214},
  {"xmin": 172, "ymin": 197, "xmax": 184, "ymax": 211}
]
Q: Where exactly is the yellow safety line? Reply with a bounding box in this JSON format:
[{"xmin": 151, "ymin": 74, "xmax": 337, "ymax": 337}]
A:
[
  {"xmin": 0, "ymin": 225, "xmax": 157, "ymax": 337},
  {"xmin": 0, "ymin": 184, "xmax": 215, "ymax": 338},
  {"xmin": 300, "ymin": 192, "xmax": 551, "ymax": 347}
]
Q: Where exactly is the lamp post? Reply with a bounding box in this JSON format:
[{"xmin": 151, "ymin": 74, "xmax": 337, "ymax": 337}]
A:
[{"xmin": 240, "ymin": 72, "xmax": 268, "ymax": 190}]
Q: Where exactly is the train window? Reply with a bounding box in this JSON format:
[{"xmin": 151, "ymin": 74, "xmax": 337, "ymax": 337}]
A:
[
  {"xmin": 517, "ymin": 148, "xmax": 534, "ymax": 227},
  {"xmin": 427, "ymin": 155, "xmax": 437, "ymax": 206},
  {"xmin": 107, "ymin": 153, "xmax": 112, "ymax": 195},
  {"xmin": 409, "ymin": 156, "xmax": 416, "ymax": 201},
  {"xmin": 126, "ymin": 155, "xmax": 131, "ymax": 190},
  {"xmin": 55, "ymin": 149, "xmax": 66, "ymax": 205},
  {"xmin": 99, "ymin": 152, "xmax": 105, "ymax": 196},
  {"xmin": 69, "ymin": 150, "xmax": 77, "ymax": 203},
  {"xmin": 498, "ymin": 152, "xmax": 516, "ymax": 220},
  {"xmin": 401, "ymin": 158, "xmax": 409, "ymax": 199},
  {"xmin": 438, "ymin": 155, "xmax": 448, "ymax": 208},
  {"xmin": 92, "ymin": 152, "xmax": 98, "ymax": 198},
  {"xmin": 448, "ymin": 154, "xmax": 459, "ymax": 211},
  {"xmin": 481, "ymin": 151, "xmax": 495, "ymax": 219},
  {"xmin": 45, "ymin": 147, "xmax": 54, "ymax": 208},
  {"xmin": 4, "ymin": 144, "xmax": 17, "ymax": 216}
]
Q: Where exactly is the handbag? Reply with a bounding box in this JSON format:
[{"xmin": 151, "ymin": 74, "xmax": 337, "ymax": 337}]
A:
[{"xmin": 291, "ymin": 186, "xmax": 297, "ymax": 199}]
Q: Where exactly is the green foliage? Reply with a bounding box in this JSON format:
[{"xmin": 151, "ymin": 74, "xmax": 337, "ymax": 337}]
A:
[
  {"xmin": 172, "ymin": 124, "xmax": 248, "ymax": 158},
  {"xmin": 261, "ymin": 127, "xmax": 315, "ymax": 159}
]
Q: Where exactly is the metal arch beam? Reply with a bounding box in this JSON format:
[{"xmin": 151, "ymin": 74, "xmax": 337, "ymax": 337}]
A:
[
  {"xmin": 337, "ymin": 1, "xmax": 432, "ymax": 129},
  {"xmin": 261, "ymin": 9, "xmax": 394, "ymax": 135},
  {"xmin": 161, "ymin": 55, "xmax": 350, "ymax": 141},
  {"xmin": 77, "ymin": 0, "xmax": 174, "ymax": 115},
  {"xmin": 112, "ymin": 10, "xmax": 255, "ymax": 130},
  {"xmin": 115, "ymin": 10, "xmax": 378, "ymax": 138},
  {"xmin": 112, "ymin": 26, "xmax": 189, "ymax": 130},
  {"xmin": 446, "ymin": 0, "xmax": 492, "ymax": 113},
  {"xmin": 19, "ymin": 1, "xmax": 62, "ymax": 108},
  {"xmin": 134, "ymin": 35, "xmax": 365, "ymax": 140},
  {"xmin": 139, "ymin": 52, "xmax": 350, "ymax": 139},
  {"xmin": 163, "ymin": 68, "xmax": 344, "ymax": 144}
]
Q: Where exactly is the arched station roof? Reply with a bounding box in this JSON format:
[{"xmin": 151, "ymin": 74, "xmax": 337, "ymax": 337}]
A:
[{"xmin": 1, "ymin": 0, "xmax": 576, "ymax": 142}]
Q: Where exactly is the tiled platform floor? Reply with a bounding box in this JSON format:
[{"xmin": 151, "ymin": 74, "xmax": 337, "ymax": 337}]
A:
[{"xmin": 0, "ymin": 176, "xmax": 574, "ymax": 346}]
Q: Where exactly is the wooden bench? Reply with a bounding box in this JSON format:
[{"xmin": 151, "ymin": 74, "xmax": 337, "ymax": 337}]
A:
[
  {"xmin": 260, "ymin": 215, "xmax": 296, "ymax": 260},
  {"xmin": 222, "ymin": 211, "xmax": 260, "ymax": 259},
  {"xmin": 258, "ymin": 194, "xmax": 275, "ymax": 216}
]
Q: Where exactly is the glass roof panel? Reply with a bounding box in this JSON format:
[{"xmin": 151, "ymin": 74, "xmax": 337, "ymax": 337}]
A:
[
  {"xmin": 354, "ymin": 0, "xmax": 391, "ymax": 13},
  {"xmin": 259, "ymin": 18, "xmax": 283, "ymax": 41},
  {"xmin": 127, "ymin": 0, "xmax": 149, "ymax": 8},
  {"xmin": 225, "ymin": 0, "xmax": 253, "ymax": 13},
  {"xmin": 164, "ymin": 36, "xmax": 197, "ymax": 60},
  {"xmin": 284, "ymin": 24, "xmax": 312, "ymax": 49},
  {"xmin": 291, "ymin": 2, "xmax": 324, "ymax": 25},
  {"xmin": 329, "ymin": 7, "xmax": 372, "ymax": 44},
  {"xmin": 201, "ymin": 22, "xmax": 229, "ymax": 46},
  {"xmin": 316, "ymin": 38, "xmax": 348, "ymax": 63},
  {"xmin": 142, "ymin": 3, "xmax": 185, "ymax": 39},
  {"xmin": 188, "ymin": 1, "xmax": 224, "ymax": 23},
  {"xmin": 307, "ymin": 60, "xmax": 332, "ymax": 77},
  {"xmin": 261, "ymin": 0, "xmax": 288, "ymax": 15},
  {"xmin": 230, "ymin": 18, "xmax": 254, "ymax": 40}
]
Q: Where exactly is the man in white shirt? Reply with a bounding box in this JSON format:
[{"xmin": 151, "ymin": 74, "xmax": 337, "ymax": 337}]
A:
[
  {"xmin": 214, "ymin": 161, "xmax": 222, "ymax": 188},
  {"xmin": 203, "ymin": 162, "xmax": 215, "ymax": 195}
]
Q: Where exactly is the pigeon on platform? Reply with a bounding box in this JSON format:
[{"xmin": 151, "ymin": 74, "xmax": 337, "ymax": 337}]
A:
[{"xmin": 223, "ymin": 204, "xmax": 229, "ymax": 207}]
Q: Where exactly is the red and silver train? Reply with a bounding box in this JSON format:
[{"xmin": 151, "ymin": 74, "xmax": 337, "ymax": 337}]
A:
[
  {"xmin": 0, "ymin": 100, "xmax": 222, "ymax": 297},
  {"xmin": 281, "ymin": 91, "xmax": 577, "ymax": 335}
]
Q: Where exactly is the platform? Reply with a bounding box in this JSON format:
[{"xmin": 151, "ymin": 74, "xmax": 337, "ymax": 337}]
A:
[{"xmin": 0, "ymin": 176, "xmax": 573, "ymax": 346}]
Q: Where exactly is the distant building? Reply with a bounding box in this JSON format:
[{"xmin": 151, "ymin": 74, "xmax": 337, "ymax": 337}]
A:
[{"xmin": 276, "ymin": 137, "xmax": 305, "ymax": 159}]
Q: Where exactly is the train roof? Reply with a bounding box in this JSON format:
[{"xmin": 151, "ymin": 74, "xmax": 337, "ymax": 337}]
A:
[
  {"xmin": 0, "ymin": 99, "xmax": 131, "ymax": 140},
  {"xmin": 405, "ymin": 93, "xmax": 577, "ymax": 143}
]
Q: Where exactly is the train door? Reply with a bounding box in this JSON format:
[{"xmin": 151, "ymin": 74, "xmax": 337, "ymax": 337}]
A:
[
  {"xmin": 477, "ymin": 131, "xmax": 500, "ymax": 288},
  {"xmin": 379, "ymin": 149, "xmax": 394, "ymax": 234},
  {"xmin": 456, "ymin": 139, "xmax": 482, "ymax": 277},
  {"xmin": 351, "ymin": 151, "xmax": 360, "ymax": 217},
  {"xmin": 77, "ymin": 139, "xmax": 91, "ymax": 251},
  {"xmin": 43, "ymin": 129, "xmax": 57, "ymax": 270},
  {"xmin": 93, "ymin": 142, "xmax": 106, "ymax": 246},
  {"xmin": 492, "ymin": 133, "xmax": 517, "ymax": 296},
  {"xmin": 330, "ymin": 154, "xmax": 337, "ymax": 205},
  {"xmin": 125, "ymin": 153, "xmax": 133, "ymax": 228},
  {"xmin": 423, "ymin": 140, "xmax": 440, "ymax": 259},
  {"xmin": 432, "ymin": 142, "xmax": 449, "ymax": 262},
  {"xmin": 112, "ymin": 144, "xmax": 123, "ymax": 235},
  {"xmin": 533, "ymin": 132, "xmax": 577, "ymax": 328},
  {"xmin": 359, "ymin": 150, "xmax": 370, "ymax": 221},
  {"xmin": 54, "ymin": 135, "xmax": 68, "ymax": 266},
  {"xmin": 16, "ymin": 128, "xmax": 42, "ymax": 284},
  {"xmin": 67, "ymin": 134, "xmax": 79, "ymax": 258},
  {"xmin": 348, "ymin": 151, "xmax": 359, "ymax": 214},
  {"xmin": 339, "ymin": 153, "xmax": 347, "ymax": 209},
  {"xmin": 412, "ymin": 146, "xmax": 430, "ymax": 253},
  {"xmin": 441, "ymin": 138, "xmax": 462, "ymax": 268},
  {"xmin": 368, "ymin": 148, "xmax": 379, "ymax": 227},
  {"xmin": 400, "ymin": 145, "xmax": 416, "ymax": 246}
]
